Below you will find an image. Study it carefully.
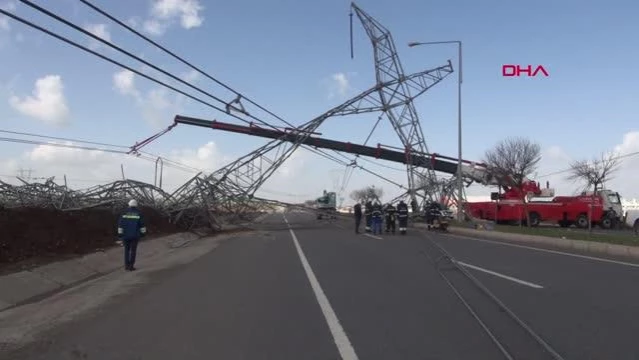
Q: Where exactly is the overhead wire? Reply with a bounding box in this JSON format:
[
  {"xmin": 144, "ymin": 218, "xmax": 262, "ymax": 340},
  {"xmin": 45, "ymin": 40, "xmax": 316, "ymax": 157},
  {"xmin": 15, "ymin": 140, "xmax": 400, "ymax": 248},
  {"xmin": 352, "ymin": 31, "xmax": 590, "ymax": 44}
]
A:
[
  {"xmin": 305, "ymin": 146, "xmax": 405, "ymax": 188},
  {"xmin": 0, "ymin": 130, "xmax": 335, "ymax": 196},
  {"xmin": 76, "ymin": 0, "xmax": 296, "ymax": 129},
  {"xmin": 0, "ymin": 131, "xmax": 203, "ymax": 175},
  {"xmin": 0, "ymin": 129, "xmax": 130, "ymax": 149},
  {"xmin": 2, "ymin": 2, "xmax": 407, "ymax": 196},
  {"xmin": 0, "ymin": 4, "xmax": 259, "ymax": 128},
  {"xmin": 17, "ymin": 0, "xmax": 296, "ymax": 133},
  {"xmin": 536, "ymin": 150, "xmax": 639, "ymax": 179}
]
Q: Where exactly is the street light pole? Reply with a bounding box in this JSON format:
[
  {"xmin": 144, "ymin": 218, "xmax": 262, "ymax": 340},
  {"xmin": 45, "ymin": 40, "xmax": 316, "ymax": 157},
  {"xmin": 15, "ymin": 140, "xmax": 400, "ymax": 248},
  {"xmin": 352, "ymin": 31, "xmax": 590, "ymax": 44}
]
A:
[{"xmin": 408, "ymin": 40, "xmax": 464, "ymax": 221}]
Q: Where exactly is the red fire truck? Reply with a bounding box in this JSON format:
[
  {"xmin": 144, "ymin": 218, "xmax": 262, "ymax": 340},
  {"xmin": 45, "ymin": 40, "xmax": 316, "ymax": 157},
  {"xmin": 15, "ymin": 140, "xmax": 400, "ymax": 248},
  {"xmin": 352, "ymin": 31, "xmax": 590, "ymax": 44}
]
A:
[{"xmin": 464, "ymin": 185, "xmax": 623, "ymax": 229}]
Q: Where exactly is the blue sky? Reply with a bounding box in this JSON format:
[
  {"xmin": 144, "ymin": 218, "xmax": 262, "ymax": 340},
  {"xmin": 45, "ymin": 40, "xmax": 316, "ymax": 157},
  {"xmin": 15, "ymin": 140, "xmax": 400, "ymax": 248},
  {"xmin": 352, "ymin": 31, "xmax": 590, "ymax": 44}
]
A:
[{"xmin": 1, "ymin": 0, "xmax": 638, "ymax": 204}]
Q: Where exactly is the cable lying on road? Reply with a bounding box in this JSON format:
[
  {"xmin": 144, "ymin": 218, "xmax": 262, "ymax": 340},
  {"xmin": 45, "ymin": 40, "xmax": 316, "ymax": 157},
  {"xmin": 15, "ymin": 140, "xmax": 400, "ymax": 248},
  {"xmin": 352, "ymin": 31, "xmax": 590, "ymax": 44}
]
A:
[{"xmin": 419, "ymin": 235, "xmax": 565, "ymax": 360}]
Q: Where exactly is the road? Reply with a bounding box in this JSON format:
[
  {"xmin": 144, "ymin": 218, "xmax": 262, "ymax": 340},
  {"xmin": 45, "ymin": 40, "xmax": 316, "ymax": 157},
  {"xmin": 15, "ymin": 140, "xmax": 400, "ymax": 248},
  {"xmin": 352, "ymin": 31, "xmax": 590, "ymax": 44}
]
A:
[{"xmin": 6, "ymin": 211, "xmax": 639, "ymax": 359}]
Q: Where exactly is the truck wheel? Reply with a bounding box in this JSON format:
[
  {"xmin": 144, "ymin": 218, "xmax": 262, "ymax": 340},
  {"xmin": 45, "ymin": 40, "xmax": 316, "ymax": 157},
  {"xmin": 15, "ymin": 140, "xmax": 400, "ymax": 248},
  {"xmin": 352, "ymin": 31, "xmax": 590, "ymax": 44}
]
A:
[
  {"xmin": 600, "ymin": 217, "xmax": 612, "ymax": 229},
  {"xmin": 528, "ymin": 212, "xmax": 540, "ymax": 227},
  {"xmin": 576, "ymin": 215, "xmax": 589, "ymax": 229}
]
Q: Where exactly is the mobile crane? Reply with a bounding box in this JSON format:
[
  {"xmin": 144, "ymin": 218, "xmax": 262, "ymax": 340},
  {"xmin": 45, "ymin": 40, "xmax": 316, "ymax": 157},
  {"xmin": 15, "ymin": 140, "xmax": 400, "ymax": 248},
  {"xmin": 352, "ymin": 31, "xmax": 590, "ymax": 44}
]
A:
[{"xmin": 172, "ymin": 115, "xmax": 624, "ymax": 228}]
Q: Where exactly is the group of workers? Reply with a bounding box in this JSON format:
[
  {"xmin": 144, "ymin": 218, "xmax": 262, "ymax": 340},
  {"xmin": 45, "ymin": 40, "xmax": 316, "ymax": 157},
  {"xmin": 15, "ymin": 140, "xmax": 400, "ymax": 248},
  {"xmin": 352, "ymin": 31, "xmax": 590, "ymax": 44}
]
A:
[{"xmin": 352, "ymin": 199, "xmax": 410, "ymax": 235}]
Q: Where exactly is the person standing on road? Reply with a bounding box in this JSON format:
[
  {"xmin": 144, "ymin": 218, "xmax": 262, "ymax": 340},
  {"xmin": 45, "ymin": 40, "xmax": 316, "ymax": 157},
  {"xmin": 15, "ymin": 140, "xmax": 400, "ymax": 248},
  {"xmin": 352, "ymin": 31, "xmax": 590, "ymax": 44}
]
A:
[
  {"xmin": 384, "ymin": 202, "xmax": 397, "ymax": 234},
  {"xmin": 397, "ymin": 200, "xmax": 409, "ymax": 235},
  {"xmin": 371, "ymin": 201, "xmax": 383, "ymax": 235},
  {"xmin": 117, "ymin": 199, "xmax": 147, "ymax": 271},
  {"xmin": 353, "ymin": 202, "xmax": 363, "ymax": 234},
  {"xmin": 364, "ymin": 201, "xmax": 373, "ymax": 233}
]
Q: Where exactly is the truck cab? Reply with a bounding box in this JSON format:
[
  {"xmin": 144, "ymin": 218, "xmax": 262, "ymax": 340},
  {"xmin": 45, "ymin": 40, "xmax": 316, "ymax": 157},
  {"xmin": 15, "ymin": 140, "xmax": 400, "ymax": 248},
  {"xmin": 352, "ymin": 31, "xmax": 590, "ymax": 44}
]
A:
[
  {"xmin": 581, "ymin": 189, "xmax": 623, "ymax": 228},
  {"xmin": 316, "ymin": 190, "xmax": 337, "ymax": 220}
]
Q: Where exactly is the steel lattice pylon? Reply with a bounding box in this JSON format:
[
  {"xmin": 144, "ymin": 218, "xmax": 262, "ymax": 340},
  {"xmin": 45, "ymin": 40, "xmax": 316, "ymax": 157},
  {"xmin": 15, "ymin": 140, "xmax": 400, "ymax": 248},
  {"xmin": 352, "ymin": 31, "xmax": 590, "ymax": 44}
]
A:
[
  {"xmin": 172, "ymin": 48, "xmax": 452, "ymax": 220},
  {"xmin": 351, "ymin": 2, "xmax": 454, "ymax": 207},
  {"xmin": 172, "ymin": 4, "xmax": 453, "ymax": 217}
]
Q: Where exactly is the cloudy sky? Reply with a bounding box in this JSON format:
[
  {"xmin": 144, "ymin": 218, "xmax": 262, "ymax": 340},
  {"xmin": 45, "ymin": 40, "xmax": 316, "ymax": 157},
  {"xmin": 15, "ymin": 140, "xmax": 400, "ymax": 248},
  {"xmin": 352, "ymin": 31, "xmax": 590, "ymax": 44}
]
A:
[{"xmin": 1, "ymin": 0, "xmax": 638, "ymax": 205}]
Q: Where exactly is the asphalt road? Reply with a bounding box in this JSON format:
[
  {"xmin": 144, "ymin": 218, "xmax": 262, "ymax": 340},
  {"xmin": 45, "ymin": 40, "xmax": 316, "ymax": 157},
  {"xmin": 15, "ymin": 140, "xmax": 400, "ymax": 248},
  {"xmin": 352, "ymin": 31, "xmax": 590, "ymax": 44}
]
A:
[{"xmin": 7, "ymin": 212, "xmax": 639, "ymax": 359}]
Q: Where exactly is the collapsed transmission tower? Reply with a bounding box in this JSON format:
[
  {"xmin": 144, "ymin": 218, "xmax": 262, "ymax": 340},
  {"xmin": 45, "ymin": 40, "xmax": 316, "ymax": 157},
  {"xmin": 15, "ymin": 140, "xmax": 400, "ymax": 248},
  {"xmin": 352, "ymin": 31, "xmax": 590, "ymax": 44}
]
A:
[
  {"xmin": 169, "ymin": 3, "xmax": 453, "ymax": 216},
  {"xmin": 173, "ymin": 45, "xmax": 452, "ymax": 211},
  {"xmin": 350, "ymin": 3, "xmax": 454, "ymax": 207}
]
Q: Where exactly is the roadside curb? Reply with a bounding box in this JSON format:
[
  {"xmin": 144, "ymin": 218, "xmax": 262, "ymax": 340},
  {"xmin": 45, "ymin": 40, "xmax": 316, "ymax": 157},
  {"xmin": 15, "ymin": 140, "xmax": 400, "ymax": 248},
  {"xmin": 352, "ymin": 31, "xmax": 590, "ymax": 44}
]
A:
[
  {"xmin": 417, "ymin": 224, "xmax": 639, "ymax": 260},
  {"xmin": 0, "ymin": 232, "xmax": 201, "ymax": 312}
]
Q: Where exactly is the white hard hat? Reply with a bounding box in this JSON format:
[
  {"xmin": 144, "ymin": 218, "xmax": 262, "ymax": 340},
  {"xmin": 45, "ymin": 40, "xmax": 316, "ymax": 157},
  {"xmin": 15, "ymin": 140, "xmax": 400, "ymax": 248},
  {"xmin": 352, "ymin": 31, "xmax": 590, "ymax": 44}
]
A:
[{"xmin": 128, "ymin": 199, "xmax": 138, "ymax": 207}]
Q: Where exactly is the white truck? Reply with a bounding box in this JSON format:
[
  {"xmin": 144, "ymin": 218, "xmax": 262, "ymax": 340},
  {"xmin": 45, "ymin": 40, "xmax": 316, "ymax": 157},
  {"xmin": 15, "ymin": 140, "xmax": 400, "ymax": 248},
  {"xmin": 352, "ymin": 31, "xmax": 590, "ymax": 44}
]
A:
[{"xmin": 624, "ymin": 210, "xmax": 639, "ymax": 234}]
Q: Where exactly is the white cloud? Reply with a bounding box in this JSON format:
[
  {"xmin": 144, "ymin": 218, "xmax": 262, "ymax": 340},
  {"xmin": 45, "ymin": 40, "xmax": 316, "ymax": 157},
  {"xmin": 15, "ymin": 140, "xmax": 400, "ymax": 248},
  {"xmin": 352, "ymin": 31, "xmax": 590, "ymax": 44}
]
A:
[
  {"xmin": 0, "ymin": 17, "xmax": 8, "ymax": 32},
  {"xmin": 113, "ymin": 70, "xmax": 139, "ymax": 98},
  {"xmin": 113, "ymin": 70, "xmax": 185, "ymax": 128},
  {"xmin": 126, "ymin": 16, "xmax": 140, "ymax": 28},
  {"xmin": 182, "ymin": 69, "xmax": 199, "ymax": 83},
  {"xmin": 83, "ymin": 23, "xmax": 111, "ymax": 50},
  {"xmin": 141, "ymin": 87, "xmax": 182, "ymax": 127},
  {"xmin": 0, "ymin": 1, "xmax": 17, "ymax": 42},
  {"xmin": 326, "ymin": 72, "xmax": 353, "ymax": 99},
  {"xmin": 151, "ymin": 0, "xmax": 204, "ymax": 29},
  {"xmin": 143, "ymin": 19, "xmax": 166, "ymax": 36},
  {"xmin": 112, "ymin": 70, "xmax": 183, "ymax": 128},
  {"xmin": 138, "ymin": 0, "xmax": 204, "ymax": 36},
  {"xmin": 8, "ymin": 75, "xmax": 70, "ymax": 126},
  {"xmin": 0, "ymin": 1, "xmax": 17, "ymax": 29}
]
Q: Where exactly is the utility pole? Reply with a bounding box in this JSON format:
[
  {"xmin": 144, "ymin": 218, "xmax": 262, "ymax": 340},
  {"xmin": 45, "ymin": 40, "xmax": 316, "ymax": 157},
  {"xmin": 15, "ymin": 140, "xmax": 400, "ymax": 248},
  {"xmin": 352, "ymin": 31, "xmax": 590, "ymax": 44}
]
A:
[{"xmin": 408, "ymin": 40, "xmax": 463, "ymax": 221}]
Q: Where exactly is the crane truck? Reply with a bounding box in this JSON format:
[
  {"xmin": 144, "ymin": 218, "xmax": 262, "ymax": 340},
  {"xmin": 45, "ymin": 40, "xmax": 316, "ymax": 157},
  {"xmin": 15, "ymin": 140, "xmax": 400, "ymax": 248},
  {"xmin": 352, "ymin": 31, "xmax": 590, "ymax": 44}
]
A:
[
  {"xmin": 315, "ymin": 190, "xmax": 337, "ymax": 220},
  {"xmin": 171, "ymin": 115, "xmax": 625, "ymax": 229},
  {"xmin": 465, "ymin": 187, "xmax": 623, "ymax": 229}
]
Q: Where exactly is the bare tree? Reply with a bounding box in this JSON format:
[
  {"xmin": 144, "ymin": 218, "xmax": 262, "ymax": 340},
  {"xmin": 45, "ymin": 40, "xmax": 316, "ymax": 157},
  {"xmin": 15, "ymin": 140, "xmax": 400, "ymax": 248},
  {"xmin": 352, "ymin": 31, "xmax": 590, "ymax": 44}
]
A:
[
  {"xmin": 483, "ymin": 137, "xmax": 542, "ymax": 227},
  {"xmin": 350, "ymin": 186, "xmax": 383, "ymax": 203},
  {"xmin": 566, "ymin": 152, "xmax": 620, "ymax": 231}
]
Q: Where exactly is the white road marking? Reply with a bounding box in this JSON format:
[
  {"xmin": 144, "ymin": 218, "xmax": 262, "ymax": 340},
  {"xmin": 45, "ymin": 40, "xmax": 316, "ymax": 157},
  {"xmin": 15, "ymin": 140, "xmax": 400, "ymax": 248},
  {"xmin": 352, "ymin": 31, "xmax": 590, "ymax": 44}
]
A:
[
  {"xmin": 283, "ymin": 215, "xmax": 359, "ymax": 360},
  {"xmin": 363, "ymin": 233, "xmax": 382, "ymax": 240},
  {"xmin": 455, "ymin": 261, "xmax": 544, "ymax": 289},
  {"xmin": 446, "ymin": 233, "xmax": 639, "ymax": 269}
]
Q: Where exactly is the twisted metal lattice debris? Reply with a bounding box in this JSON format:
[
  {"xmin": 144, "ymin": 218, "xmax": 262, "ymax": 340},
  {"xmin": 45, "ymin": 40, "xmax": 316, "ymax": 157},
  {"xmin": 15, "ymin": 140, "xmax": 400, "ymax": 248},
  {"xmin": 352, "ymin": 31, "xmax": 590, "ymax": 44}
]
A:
[
  {"xmin": 0, "ymin": 3, "xmax": 458, "ymax": 230},
  {"xmin": 0, "ymin": 175, "xmax": 283, "ymax": 230}
]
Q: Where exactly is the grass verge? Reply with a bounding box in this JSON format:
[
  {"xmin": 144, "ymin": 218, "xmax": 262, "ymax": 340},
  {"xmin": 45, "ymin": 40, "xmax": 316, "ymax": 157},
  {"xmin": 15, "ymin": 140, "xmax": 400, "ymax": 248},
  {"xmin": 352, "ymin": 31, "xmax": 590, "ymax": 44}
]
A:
[{"xmin": 451, "ymin": 221, "xmax": 639, "ymax": 246}]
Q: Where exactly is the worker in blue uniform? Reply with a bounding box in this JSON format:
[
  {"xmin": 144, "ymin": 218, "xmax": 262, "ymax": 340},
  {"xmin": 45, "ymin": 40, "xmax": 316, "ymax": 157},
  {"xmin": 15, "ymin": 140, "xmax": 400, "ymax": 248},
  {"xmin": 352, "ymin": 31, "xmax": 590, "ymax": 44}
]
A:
[
  {"xmin": 117, "ymin": 199, "xmax": 147, "ymax": 271},
  {"xmin": 371, "ymin": 201, "xmax": 383, "ymax": 235}
]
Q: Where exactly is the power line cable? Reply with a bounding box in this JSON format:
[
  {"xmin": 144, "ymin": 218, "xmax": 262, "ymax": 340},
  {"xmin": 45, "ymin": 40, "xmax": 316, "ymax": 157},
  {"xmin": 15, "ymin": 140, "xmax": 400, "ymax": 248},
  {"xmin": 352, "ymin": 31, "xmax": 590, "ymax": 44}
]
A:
[
  {"xmin": 537, "ymin": 150, "xmax": 639, "ymax": 178},
  {"xmin": 0, "ymin": 129, "xmax": 130, "ymax": 149},
  {"xmin": 2, "ymin": 4, "xmax": 410, "ymax": 193},
  {"xmin": 3, "ymin": 3, "xmax": 382, "ymax": 177},
  {"xmin": 0, "ymin": 6, "xmax": 258, "ymax": 127},
  {"xmin": 17, "ymin": 0, "xmax": 285, "ymax": 131},
  {"xmin": 0, "ymin": 129, "xmax": 208, "ymax": 174},
  {"xmin": 77, "ymin": 0, "xmax": 295, "ymax": 129},
  {"xmin": 0, "ymin": 137, "xmax": 129, "ymax": 154}
]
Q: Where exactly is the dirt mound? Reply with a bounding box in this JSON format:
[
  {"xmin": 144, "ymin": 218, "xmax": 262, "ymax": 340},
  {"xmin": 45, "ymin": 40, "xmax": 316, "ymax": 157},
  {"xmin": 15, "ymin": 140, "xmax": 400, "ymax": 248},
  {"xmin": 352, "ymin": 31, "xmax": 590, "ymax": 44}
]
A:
[{"xmin": 0, "ymin": 206, "xmax": 182, "ymax": 265}]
